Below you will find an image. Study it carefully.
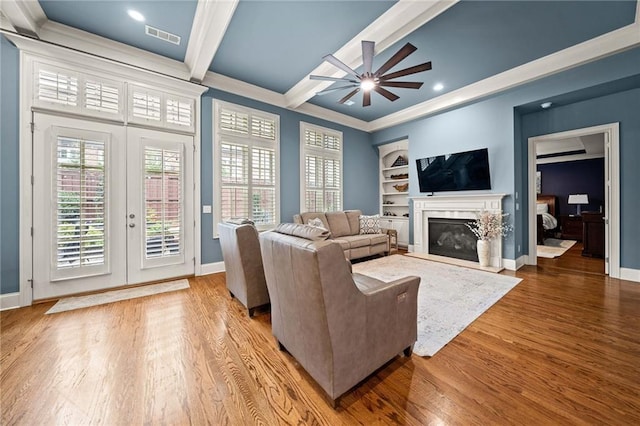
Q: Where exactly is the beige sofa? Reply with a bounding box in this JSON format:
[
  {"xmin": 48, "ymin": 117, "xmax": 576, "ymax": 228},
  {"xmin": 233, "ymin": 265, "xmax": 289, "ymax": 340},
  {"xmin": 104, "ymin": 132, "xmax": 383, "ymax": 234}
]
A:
[
  {"xmin": 259, "ymin": 223, "xmax": 420, "ymax": 406},
  {"xmin": 293, "ymin": 210, "xmax": 388, "ymax": 260}
]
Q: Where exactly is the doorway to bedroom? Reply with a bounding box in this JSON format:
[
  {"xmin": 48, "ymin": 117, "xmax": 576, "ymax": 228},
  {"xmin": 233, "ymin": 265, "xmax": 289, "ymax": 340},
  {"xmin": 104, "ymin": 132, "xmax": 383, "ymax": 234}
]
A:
[{"xmin": 527, "ymin": 123, "xmax": 620, "ymax": 278}]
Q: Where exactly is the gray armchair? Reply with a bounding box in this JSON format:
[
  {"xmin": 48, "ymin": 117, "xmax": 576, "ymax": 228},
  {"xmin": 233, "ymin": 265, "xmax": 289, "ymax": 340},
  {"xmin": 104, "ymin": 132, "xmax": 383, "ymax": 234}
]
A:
[
  {"xmin": 259, "ymin": 223, "xmax": 420, "ymax": 406},
  {"xmin": 218, "ymin": 222, "xmax": 270, "ymax": 317}
]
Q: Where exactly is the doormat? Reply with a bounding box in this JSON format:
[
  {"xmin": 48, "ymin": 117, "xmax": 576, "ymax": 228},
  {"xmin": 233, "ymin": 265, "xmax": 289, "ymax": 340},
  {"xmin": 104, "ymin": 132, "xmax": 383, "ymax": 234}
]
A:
[{"xmin": 45, "ymin": 279, "xmax": 190, "ymax": 314}]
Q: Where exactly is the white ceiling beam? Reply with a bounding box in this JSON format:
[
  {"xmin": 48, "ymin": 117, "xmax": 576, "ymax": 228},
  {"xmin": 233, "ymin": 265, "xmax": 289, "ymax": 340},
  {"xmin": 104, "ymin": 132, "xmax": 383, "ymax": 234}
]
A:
[
  {"xmin": 283, "ymin": 0, "xmax": 459, "ymax": 109},
  {"xmin": 185, "ymin": 0, "xmax": 239, "ymax": 83},
  {"xmin": 0, "ymin": 0, "xmax": 46, "ymax": 37}
]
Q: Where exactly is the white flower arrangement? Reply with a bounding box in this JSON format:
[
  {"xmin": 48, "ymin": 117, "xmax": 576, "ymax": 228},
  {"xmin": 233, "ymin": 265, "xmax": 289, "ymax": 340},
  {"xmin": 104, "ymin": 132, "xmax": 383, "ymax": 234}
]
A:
[{"xmin": 466, "ymin": 211, "xmax": 513, "ymax": 241}]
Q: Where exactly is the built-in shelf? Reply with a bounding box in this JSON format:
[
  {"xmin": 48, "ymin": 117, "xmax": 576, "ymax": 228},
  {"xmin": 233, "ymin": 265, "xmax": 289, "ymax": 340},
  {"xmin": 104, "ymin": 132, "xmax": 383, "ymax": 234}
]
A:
[{"xmin": 379, "ymin": 140, "xmax": 410, "ymax": 247}]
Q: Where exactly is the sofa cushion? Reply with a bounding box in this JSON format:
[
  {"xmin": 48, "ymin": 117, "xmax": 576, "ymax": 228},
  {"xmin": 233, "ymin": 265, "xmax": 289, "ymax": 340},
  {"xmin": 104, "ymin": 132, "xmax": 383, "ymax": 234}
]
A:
[
  {"xmin": 344, "ymin": 210, "xmax": 362, "ymax": 234},
  {"xmin": 331, "ymin": 238, "xmax": 351, "ymax": 250},
  {"xmin": 341, "ymin": 235, "xmax": 372, "ymax": 249},
  {"xmin": 359, "ymin": 214, "xmax": 381, "ymax": 234},
  {"xmin": 275, "ymin": 223, "xmax": 330, "ymax": 241},
  {"xmin": 369, "ymin": 234, "xmax": 388, "ymax": 246},
  {"xmin": 325, "ymin": 211, "xmax": 353, "ymax": 237}
]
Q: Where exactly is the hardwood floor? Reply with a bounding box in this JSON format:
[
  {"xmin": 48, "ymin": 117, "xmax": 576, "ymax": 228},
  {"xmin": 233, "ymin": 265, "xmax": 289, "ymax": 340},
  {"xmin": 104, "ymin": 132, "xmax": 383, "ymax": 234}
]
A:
[
  {"xmin": 2, "ymin": 263, "xmax": 639, "ymax": 425},
  {"xmin": 537, "ymin": 241, "xmax": 605, "ymax": 275}
]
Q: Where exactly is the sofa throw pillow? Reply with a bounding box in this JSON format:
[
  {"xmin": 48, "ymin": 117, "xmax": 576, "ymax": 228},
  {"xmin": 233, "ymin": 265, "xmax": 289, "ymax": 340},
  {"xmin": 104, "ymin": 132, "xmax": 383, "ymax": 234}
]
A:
[
  {"xmin": 359, "ymin": 214, "xmax": 381, "ymax": 234},
  {"xmin": 307, "ymin": 217, "xmax": 326, "ymax": 229}
]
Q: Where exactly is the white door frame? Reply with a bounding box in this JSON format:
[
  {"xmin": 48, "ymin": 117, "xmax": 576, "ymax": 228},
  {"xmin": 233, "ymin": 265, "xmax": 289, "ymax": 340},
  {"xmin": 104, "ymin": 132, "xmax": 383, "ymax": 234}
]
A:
[{"xmin": 527, "ymin": 123, "xmax": 620, "ymax": 278}]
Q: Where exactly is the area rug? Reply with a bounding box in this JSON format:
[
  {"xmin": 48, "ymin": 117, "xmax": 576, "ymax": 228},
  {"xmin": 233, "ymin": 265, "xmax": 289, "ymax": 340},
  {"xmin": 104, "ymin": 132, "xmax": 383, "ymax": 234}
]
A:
[
  {"xmin": 45, "ymin": 279, "xmax": 190, "ymax": 314},
  {"xmin": 352, "ymin": 255, "xmax": 522, "ymax": 357},
  {"xmin": 537, "ymin": 238, "xmax": 576, "ymax": 258}
]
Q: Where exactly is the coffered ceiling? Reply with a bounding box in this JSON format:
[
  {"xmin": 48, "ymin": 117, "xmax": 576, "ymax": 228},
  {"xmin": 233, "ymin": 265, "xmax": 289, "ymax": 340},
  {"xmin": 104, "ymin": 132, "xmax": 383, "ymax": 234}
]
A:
[{"xmin": 1, "ymin": 0, "xmax": 639, "ymax": 130}]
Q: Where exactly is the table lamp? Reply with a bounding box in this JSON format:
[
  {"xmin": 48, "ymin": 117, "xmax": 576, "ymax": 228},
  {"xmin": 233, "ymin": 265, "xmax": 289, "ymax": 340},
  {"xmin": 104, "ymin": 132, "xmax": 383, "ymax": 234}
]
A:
[{"xmin": 568, "ymin": 194, "xmax": 589, "ymax": 216}]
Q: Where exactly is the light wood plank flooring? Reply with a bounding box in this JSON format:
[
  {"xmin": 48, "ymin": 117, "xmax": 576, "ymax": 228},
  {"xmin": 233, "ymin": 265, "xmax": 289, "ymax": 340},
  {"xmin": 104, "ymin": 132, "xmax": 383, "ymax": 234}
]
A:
[{"xmin": 2, "ymin": 261, "xmax": 639, "ymax": 425}]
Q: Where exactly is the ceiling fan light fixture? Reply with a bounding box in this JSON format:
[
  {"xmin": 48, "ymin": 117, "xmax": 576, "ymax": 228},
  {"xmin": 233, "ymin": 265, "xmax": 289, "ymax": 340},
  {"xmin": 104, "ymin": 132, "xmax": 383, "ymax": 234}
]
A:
[{"xmin": 360, "ymin": 78, "xmax": 376, "ymax": 92}]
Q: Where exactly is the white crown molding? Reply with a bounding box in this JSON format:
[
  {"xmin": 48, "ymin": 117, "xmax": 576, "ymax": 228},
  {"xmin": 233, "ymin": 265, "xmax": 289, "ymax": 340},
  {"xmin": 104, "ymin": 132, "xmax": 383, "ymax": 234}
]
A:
[
  {"xmin": 3, "ymin": 30, "xmax": 206, "ymax": 98},
  {"xmin": 38, "ymin": 21, "xmax": 192, "ymax": 81},
  {"xmin": 0, "ymin": 0, "xmax": 46, "ymax": 37},
  {"xmin": 203, "ymin": 71, "xmax": 287, "ymax": 107},
  {"xmin": 284, "ymin": 0, "xmax": 459, "ymax": 109},
  {"xmin": 185, "ymin": 0, "xmax": 238, "ymax": 82},
  {"xmin": 367, "ymin": 21, "xmax": 640, "ymax": 132},
  {"xmin": 202, "ymin": 70, "xmax": 369, "ymax": 130}
]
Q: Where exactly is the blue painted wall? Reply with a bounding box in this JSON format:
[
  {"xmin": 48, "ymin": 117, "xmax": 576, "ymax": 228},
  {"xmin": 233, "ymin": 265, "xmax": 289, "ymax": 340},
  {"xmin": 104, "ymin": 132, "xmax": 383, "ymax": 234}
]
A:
[
  {"xmin": 537, "ymin": 158, "xmax": 605, "ymax": 216},
  {"xmin": 200, "ymin": 89, "xmax": 378, "ymax": 264},
  {"xmin": 372, "ymin": 47, "xmax": 640, "ymax": 264},
  {"xmin": 522, "ymin": 88, "xmax": 640, "ymax": 269},
  {"xmin": 1, "ymin": 36, "xmax": 20, "ymax": 294}
]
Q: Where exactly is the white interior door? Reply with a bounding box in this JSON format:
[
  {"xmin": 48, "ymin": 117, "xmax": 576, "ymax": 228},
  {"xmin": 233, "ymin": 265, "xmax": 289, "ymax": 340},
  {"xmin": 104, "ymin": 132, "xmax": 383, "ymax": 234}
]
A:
[
  {"xmin": 32, "ymin": 113, "xmax": 127, "ymax": 299},
  {"xmin": 126, "ymin": 127, "xmax": 194, "ymax": 284},
  {"xmin": 32, "ymin": 114, "xmax": 194, "ymax": 300}
]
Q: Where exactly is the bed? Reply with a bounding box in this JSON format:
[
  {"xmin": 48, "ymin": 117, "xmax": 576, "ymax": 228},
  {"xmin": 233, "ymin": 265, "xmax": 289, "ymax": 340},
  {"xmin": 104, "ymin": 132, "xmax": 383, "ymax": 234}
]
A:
[{"xmin": 536, "ymin": 194, "xmax": 558, "ymax": 245}]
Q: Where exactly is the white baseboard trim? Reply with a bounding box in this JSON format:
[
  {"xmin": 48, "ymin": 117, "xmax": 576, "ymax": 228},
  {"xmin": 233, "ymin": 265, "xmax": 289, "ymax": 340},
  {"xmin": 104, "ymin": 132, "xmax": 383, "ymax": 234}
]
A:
[
  {"xmin": 1, "ymin": 292, "xmax": 21, "ymax": 311},
  {"xmin": 199, "ymin": 261, "xmax": 225, "ymax": 276},
  {"xmin": 408, "ymin": 244, "xmax": 415, "ymax": 252},
  {"xmin": 620, "ymin": 267, "xmax": 640, "ymax": 283},
  {"xmin": 502, "ymin": 256, "xmax": 526, "ymax": 271}
]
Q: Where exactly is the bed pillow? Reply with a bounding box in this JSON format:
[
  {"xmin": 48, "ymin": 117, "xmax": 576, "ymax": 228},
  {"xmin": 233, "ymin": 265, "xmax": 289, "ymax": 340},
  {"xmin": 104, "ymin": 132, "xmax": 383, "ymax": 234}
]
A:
[{"xmin": 536, "ymin": 203, "xmax": 549, "ymax": 214}]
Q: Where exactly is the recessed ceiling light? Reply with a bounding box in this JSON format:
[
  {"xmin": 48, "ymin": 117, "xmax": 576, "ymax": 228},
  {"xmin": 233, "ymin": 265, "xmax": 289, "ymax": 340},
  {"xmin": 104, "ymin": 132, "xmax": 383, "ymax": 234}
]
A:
[
  {"xmin": 433, "ymin": 83, "xmax": 444, "ymax": 91},
  {"xmin": 128, "ymin": 9, "xmax": 145, "ymax": 22},
  {"xmin": 541, "ymin": 101, "xmax": 552, "ymax": 109}
]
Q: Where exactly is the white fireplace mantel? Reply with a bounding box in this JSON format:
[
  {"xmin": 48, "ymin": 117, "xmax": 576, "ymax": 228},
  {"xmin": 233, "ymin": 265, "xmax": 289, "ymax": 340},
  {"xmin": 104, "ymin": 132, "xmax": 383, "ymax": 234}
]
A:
[{"xmin": 411, "ymin": 194, "xmax": 507, "ymax": 268}]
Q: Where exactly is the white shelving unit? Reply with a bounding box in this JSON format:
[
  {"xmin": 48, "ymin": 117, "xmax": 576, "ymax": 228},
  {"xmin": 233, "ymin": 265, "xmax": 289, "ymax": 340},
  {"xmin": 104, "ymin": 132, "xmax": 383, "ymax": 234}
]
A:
[{"xmin": 379, "ymin": 140, "xmax": 409, "ymax": 247}]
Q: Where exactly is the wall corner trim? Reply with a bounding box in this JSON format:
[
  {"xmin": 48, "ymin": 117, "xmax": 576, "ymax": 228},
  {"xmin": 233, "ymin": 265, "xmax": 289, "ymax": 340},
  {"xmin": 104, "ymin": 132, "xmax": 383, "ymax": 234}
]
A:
[
  {"xmin": 502, "ymin": 256, "xmax": 525, "ymax": 271},
  {"xmin": 199, "ymin": 262, "xmax": 225, "ymax": 276},
  {"xmin": 0, "ymin": 292, "xmax": 21, "ymax": 311}
]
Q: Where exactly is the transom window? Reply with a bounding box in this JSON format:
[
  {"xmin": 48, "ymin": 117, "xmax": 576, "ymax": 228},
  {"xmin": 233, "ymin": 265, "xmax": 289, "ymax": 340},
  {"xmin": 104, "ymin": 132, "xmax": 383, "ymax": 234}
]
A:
[
  {"xmin": 300, "ymin": 122, "xmax": 343, "ymax": 212},
  {"xmin": 213, "ymin": 101, "xmax": 279, "ymax": 234}
]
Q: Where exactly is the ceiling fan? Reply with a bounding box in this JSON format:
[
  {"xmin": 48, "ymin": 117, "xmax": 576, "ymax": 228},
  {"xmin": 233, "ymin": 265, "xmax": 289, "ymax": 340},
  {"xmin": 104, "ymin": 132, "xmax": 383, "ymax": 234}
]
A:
[{"xmin": 310, "ymin": 40, "xmax": 432, "ymax": 107}]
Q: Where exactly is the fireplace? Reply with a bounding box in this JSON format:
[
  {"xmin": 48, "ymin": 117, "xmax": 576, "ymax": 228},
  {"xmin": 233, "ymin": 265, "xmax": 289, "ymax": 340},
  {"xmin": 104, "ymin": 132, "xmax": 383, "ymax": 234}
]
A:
[
  {"xmin": 411, "ymin": 193, "xmax": 506, "ymax": 269},
  {"xmin": 428, "ymin": 218, "xmax": 478, "ymax": 262}
]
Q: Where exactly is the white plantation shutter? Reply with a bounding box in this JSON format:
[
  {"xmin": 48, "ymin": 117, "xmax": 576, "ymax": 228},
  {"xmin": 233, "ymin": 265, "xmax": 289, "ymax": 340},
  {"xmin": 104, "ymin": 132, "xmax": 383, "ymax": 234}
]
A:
[
  {"xmin": 214, "ymin": 101, "xmax": 279, "ymax": 233},
  {"xmin": 132, "ymin": 90, "xmax": 161, "ymax": 121},
  {"xmin": 166, "ymin": 97, "xmax": 193, "ymax": 128},
  {"xmin": 300, "ymin": 122, "xmax": 342, "ymax": 212},
  {"xmin": 38, "ymin": 68, "xmax": 78, "ymax": 106},
  {"xmin": 85, "ymin": 79, "xmax": 119, "ymax": 114},
  {"xmin": 144, "ymin": 147, "xmax": 182, "ymax": 259},
  {"xmin": 55, "ymin": 136, "xmax": 106, "ymax": 270}
]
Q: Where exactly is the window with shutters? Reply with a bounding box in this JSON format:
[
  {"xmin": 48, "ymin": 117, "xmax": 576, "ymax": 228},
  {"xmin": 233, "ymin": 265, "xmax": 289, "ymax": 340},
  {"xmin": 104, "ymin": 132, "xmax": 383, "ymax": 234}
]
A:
[
  {"xmin": 144, "ymin": 147, "xmax": 182, "ymax": 259},
  {"xmin": 54, "ymin": 135, "xmax": 108, "ymax": 278},
  {"xmin": 300, "ymin": 122, "xmax": 343, "ymax": 212},
  {"xmin": 213, "ymin": 101, "xmax": 279, "ymax": 234}
]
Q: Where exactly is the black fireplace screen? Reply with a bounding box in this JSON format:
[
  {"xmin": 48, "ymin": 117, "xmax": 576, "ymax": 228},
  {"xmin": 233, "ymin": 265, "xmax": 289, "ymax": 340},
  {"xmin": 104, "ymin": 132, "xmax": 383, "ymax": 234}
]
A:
[{"xmin": 428, "ymin": 218, "xmax": 479, "ymax": 262}]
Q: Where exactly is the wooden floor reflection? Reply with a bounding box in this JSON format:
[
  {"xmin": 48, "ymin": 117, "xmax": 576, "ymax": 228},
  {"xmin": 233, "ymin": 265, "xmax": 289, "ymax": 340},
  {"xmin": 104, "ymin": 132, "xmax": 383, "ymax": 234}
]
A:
[{"xmin": 2, "ymin": 260, "xmax": 639, "ymax": 424}]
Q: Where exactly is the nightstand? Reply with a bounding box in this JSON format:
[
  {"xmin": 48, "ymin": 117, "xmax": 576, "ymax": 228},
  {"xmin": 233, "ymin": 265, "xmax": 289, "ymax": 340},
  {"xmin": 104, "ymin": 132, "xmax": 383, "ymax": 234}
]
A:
[{"xmin": 560, "ymin": 215, "xmax": 583, "ymax": 241}]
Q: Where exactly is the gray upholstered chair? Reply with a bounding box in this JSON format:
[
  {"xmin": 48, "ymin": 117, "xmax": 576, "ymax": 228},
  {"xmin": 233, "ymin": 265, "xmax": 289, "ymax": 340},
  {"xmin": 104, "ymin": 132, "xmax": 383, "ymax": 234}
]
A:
[
  {"xmin": 259, "ymin": 223, "xmax": 420, "ymax": 406},
  {"xmin": 218, "ymin": 222, "xmax": 270, "ymax": 317}
]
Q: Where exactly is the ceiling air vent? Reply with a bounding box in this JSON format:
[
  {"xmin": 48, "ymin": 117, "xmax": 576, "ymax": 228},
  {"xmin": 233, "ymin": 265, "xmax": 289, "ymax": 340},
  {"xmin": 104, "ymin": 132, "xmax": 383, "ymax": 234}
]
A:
[{"xmin": 145, "ymin": 25, "xmax": 181, "ymax": 45}]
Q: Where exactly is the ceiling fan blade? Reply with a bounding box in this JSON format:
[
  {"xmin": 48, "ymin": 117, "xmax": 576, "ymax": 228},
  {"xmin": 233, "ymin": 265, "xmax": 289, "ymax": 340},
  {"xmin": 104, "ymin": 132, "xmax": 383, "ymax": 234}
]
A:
[
  {"xmin": 339, "ymin": 88, "xmax": 360, "ymax": 104},
  {"xmin": 362, "ymin": 40, "xmax": 375, "ymax": 75},
  {"xmin": 373, "ymin": 42, "xmax": 417, "ymax": 77},
  {"xmin": 309, "ymin": 75, "xmax": 358, "ymax": 83},
  {"xmin": 363, "ymin": 90, "xmax": 371, "ymax": 107},
  {"xmin": 379, "ymin": 81, "xmax": 424, "ymax": 89},
  {"xmin": 380, "ymin": 62, "xmax": 432, "ymax": 81},
  {"xmin": 373, "ymin": 86, "xmax": 399, "ymax": 102},
  {"xmin": 316, "ymin": 84, "xmax": 359, "ymax": 96},
  {"xmin": 323, "ymin": 54, "xmax": 360, "ymax": 79}
]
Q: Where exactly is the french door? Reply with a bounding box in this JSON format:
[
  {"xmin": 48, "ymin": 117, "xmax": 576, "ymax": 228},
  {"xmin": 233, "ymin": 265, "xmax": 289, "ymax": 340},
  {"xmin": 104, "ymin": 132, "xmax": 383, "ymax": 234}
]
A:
[{"xmin": 32, "ymin": 113, "xmax": 194, "ymax": 300}]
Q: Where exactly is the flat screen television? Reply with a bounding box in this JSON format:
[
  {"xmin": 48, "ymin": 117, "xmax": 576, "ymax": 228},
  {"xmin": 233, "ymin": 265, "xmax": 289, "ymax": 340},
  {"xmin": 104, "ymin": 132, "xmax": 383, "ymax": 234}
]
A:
[{"xmin": 416, "ymin": 148, "xmax": 491, "ymax": 193}]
